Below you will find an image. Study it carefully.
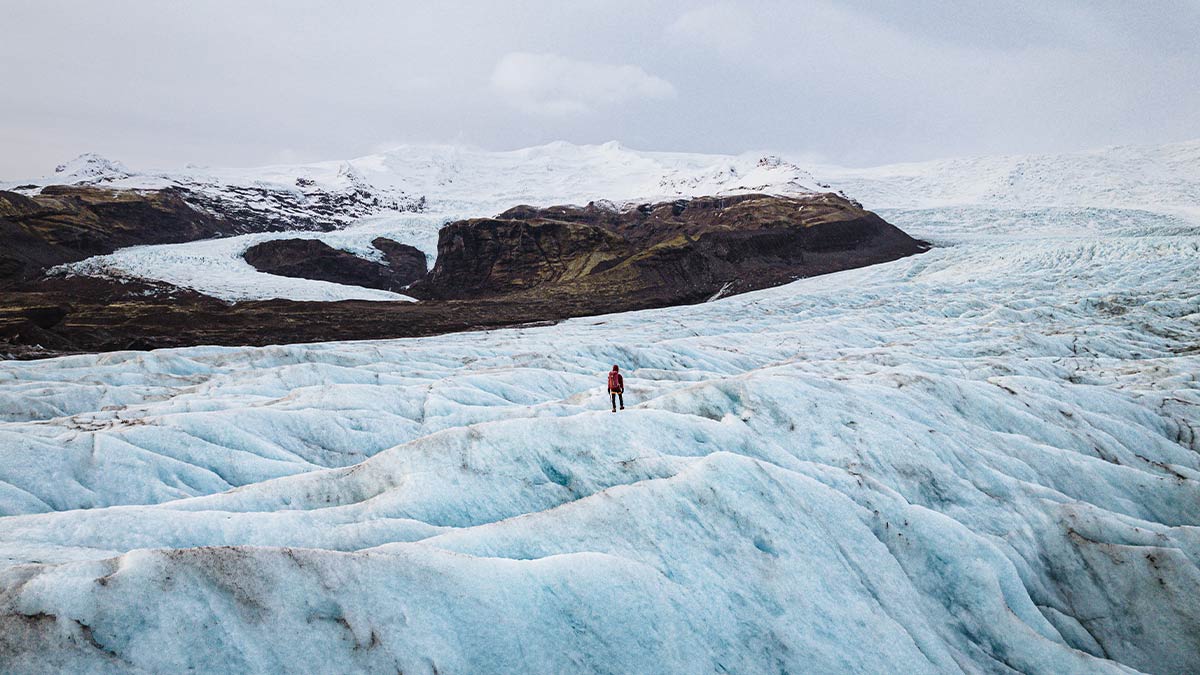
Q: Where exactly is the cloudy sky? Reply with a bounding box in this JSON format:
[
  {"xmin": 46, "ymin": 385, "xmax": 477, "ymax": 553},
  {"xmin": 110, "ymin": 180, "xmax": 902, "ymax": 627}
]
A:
[{"xmin": 3, "ymin": 0, "xmax": 1198, "ymax": 177}]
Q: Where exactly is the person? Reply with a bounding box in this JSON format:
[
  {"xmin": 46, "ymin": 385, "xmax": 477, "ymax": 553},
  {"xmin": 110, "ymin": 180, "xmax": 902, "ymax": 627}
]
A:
[{"xmin": 607, "ymin": 365, "xmax": 625, "ymax": 412}]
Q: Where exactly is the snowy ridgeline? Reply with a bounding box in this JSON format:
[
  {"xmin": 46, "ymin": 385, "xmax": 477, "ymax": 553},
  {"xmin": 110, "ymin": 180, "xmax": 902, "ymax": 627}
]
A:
[
  {"xmin": 24, "ymin": 143, "xmax": 825, "ymax": 302},
  {"xmin": 24, "ymin": 138, "xmax": 1200, "ymax": 303},
  {"xmin": 0, "ymin": 180, "xmax": 1199, "ymax": 674}
]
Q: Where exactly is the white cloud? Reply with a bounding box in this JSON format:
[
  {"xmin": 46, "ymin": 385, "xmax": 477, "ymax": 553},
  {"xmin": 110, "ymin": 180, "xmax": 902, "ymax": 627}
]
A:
[
  {"xmin": 2, "ymin": 2, "xmax": 1197, "ymax": 176},
  {"xmin": 490, "ymin": 52, "xmax": 676, "ymax": 115},
  {"xmin": 666, "ymin": 4, "xmax": 755, "ymax": 52}
]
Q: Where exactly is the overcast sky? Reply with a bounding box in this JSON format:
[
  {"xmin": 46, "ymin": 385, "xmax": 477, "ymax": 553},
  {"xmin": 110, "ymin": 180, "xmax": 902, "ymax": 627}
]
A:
[{"xmin": 3, "ymin": 0, "xmax": 1199, "ymax": 178}]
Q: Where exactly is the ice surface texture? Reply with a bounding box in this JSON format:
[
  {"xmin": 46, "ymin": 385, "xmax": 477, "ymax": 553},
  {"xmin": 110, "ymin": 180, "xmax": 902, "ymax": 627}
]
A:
[{"xmin": 0, "ymin": 143, "xmax": 1198, "ymax": 674}]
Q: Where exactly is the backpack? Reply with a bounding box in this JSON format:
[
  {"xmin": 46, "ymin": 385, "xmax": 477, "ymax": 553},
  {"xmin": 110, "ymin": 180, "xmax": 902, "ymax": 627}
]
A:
[{"xmin": 608, "ymin": 371, "xmax": 623, "ymax": 391}]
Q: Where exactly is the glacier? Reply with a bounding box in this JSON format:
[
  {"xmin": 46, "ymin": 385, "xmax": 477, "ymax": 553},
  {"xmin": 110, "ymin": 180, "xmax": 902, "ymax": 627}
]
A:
[
  {"xmin": 32, "ymin": 142, "xmax": 825, "ymax": 301},
  {"xmin": 0, "ymin": 142, "xmax": 1198, "ymax": 674}
]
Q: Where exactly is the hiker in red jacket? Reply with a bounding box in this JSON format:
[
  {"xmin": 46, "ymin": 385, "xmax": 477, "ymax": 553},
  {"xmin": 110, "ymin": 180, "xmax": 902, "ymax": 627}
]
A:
[{"xmin": 607, "ymin": 365, "xmax": 625, "ymax": 412}]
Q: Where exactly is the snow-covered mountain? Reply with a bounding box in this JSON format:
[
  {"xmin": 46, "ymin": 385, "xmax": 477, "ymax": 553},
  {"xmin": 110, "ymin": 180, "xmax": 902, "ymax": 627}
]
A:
[
  {"xmin": 51, "ymin": 153, "xmax": 132, "ymax": 181},
  {"xmin": 18, "ymin": 139, "xmax": 1200, "ymax": 302},
  {"xmin": 818, "ymin": 138, "xmax": 1200, "ymax": 211},
  {"xmin": 10, "ymin": 142, "xmax": 826, "ymax": 301},
  {"xmin": 9, "ymin": 141, "xmax": 822, "ymax": 221},
  {"xmin": 0, "ymin": 141, "xmax": 1198, "ymax": 674}
]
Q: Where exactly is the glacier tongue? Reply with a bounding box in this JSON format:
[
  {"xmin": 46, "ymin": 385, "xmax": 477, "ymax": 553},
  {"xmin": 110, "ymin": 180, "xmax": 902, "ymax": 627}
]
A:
[{"xmin": 1, "ymin": 148, "xmax": 1199, "ymax": 673}]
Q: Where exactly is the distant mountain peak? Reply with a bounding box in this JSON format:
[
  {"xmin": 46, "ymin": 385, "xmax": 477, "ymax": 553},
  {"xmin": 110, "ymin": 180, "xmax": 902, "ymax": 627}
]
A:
[{"xmin": 53, "ymin": 153, "xmax": 131, "ymax": 181}]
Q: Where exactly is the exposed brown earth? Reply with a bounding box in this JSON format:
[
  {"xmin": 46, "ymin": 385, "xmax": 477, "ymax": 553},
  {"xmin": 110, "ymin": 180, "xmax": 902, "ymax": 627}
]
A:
[
  {"xmin": 0, "ymin": 187, "xmax": 227, "ymax": 285},
  {"xmin": 371, "ymin": 237, "xmax": 429, "ymax": 285},
  {"xmin": 0, "ymin": 186, "xmax": 320, "ymax": 287},
  {"xmin": 0, "ymin": 276, "xmax": 637, "ymax": 359},
  {"xmin": 243, "ymin": 238, "xmax": 427, "ymax": 292},
  {"xmin": 413, "ymin": 193, "xmax": 923, "ymax": 305},
  {"xmin": 0, "ymin": 192, "xmax": 927, "ymax": 360}
]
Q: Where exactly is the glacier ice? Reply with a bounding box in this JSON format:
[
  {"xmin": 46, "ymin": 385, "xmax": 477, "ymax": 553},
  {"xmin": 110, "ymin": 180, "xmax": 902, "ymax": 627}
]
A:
[{"xmin": 0, "ymin": 144, "xmax": 1199, "ymax": 674}]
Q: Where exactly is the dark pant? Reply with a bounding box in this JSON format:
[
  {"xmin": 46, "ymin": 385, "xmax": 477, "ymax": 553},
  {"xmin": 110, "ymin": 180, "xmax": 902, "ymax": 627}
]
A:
[{"xmin": 610, "ymin": 390, "xmax": 624, "ymax": 410}]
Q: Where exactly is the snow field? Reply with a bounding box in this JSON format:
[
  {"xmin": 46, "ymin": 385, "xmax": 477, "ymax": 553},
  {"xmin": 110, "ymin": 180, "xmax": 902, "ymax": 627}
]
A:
[
  {"xmin": 0, "ymin": 198, "xmax": 1195, "ymax": 667},
  {"xmin": 0, "ymin": 144, "xmax": 1198, "ymax": 673}
]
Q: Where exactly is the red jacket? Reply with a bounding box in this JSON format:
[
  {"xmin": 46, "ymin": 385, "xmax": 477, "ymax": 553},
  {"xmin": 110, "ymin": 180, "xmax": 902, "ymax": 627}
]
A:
[{"xmin": 607, "ymin": 371, "xmax": 624, "ymax": 392}]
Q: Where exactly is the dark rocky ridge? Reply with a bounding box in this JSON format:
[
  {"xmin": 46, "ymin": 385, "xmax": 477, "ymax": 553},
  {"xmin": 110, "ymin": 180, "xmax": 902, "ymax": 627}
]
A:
[
  {"xmin": 1, "ymin": 192, "xmax": 927, "ymax": 359},
  {"xmin": 412, "ymin": 192, "xmax": 924, "ymax": 305},
  {"xmin": 243, "ymin": 238, "xmax": 427, "ymax": 292},
  {"xmin": 0, "ymin": 187, "xmax": 229, "ymax": 285},
  {"xmin": 0, "ymin": 185, "xmax": 337, "ymax": 288},
  {"xmin": 180, "ymin": 181, "xmax": 423, "ymax": 232},
  {"xmin": 371, "ymin": 237, "xmax": 431, "ymax": 285}
]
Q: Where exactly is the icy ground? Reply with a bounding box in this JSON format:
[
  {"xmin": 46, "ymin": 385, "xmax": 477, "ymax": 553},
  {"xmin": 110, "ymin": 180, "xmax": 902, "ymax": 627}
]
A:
[{"xmin": 1, "ymin": 144, "xmax": 1199, "ymax": 674}]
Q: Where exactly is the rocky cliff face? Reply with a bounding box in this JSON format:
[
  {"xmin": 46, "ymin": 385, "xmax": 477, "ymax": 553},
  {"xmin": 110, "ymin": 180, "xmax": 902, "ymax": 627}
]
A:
[
  {"xmin": 370, "ymin": 237, "xmax": 430, "ymax": 284},
  {"xmin": 1, "ymin": 193, "xmax": 925, "ymax": 358},
  {"xmin": 0, "ymin": 185, "xmax": 342, "ymax": 286},
  {"xmin": 0, "ymin": 186, "xmax": 232, "ymax": 284},
  {"xmin": 415, "ymin": 193, "xmax": 925, "ymax": 305},
  {"xmin": 243, "ymin": 238, "xmax": 427, "ymax": 292},
  {"xmin": 418, "ymin": 218, "xmax": 627, "ymax": 298}
]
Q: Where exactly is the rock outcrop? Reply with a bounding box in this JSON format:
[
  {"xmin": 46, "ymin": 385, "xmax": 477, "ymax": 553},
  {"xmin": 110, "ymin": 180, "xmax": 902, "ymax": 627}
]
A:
[
  {"xmin": 1, "ymin": 193, "xmax": 926, "ymax": 358},
  {"xmin": 0, "ymin": 186, "xmax": 233, "ymax": 284},
  {"xmin": 243, "ymin": 238, "xmax": 427, "ymax": 292},
  {"xmin": 414, "ymin": 193, "xmax": 925, "ymax": 306},
  {"xmin": 0, "ymin": 185, "xmax": 350, "ymax": 286},
  {"xmin": 371, "ymin": 237, "xmax": 429, "ymax": 285},
  {"xmin": 0, "ymin": 181, "xmax": 405, "ymax": 288}
]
